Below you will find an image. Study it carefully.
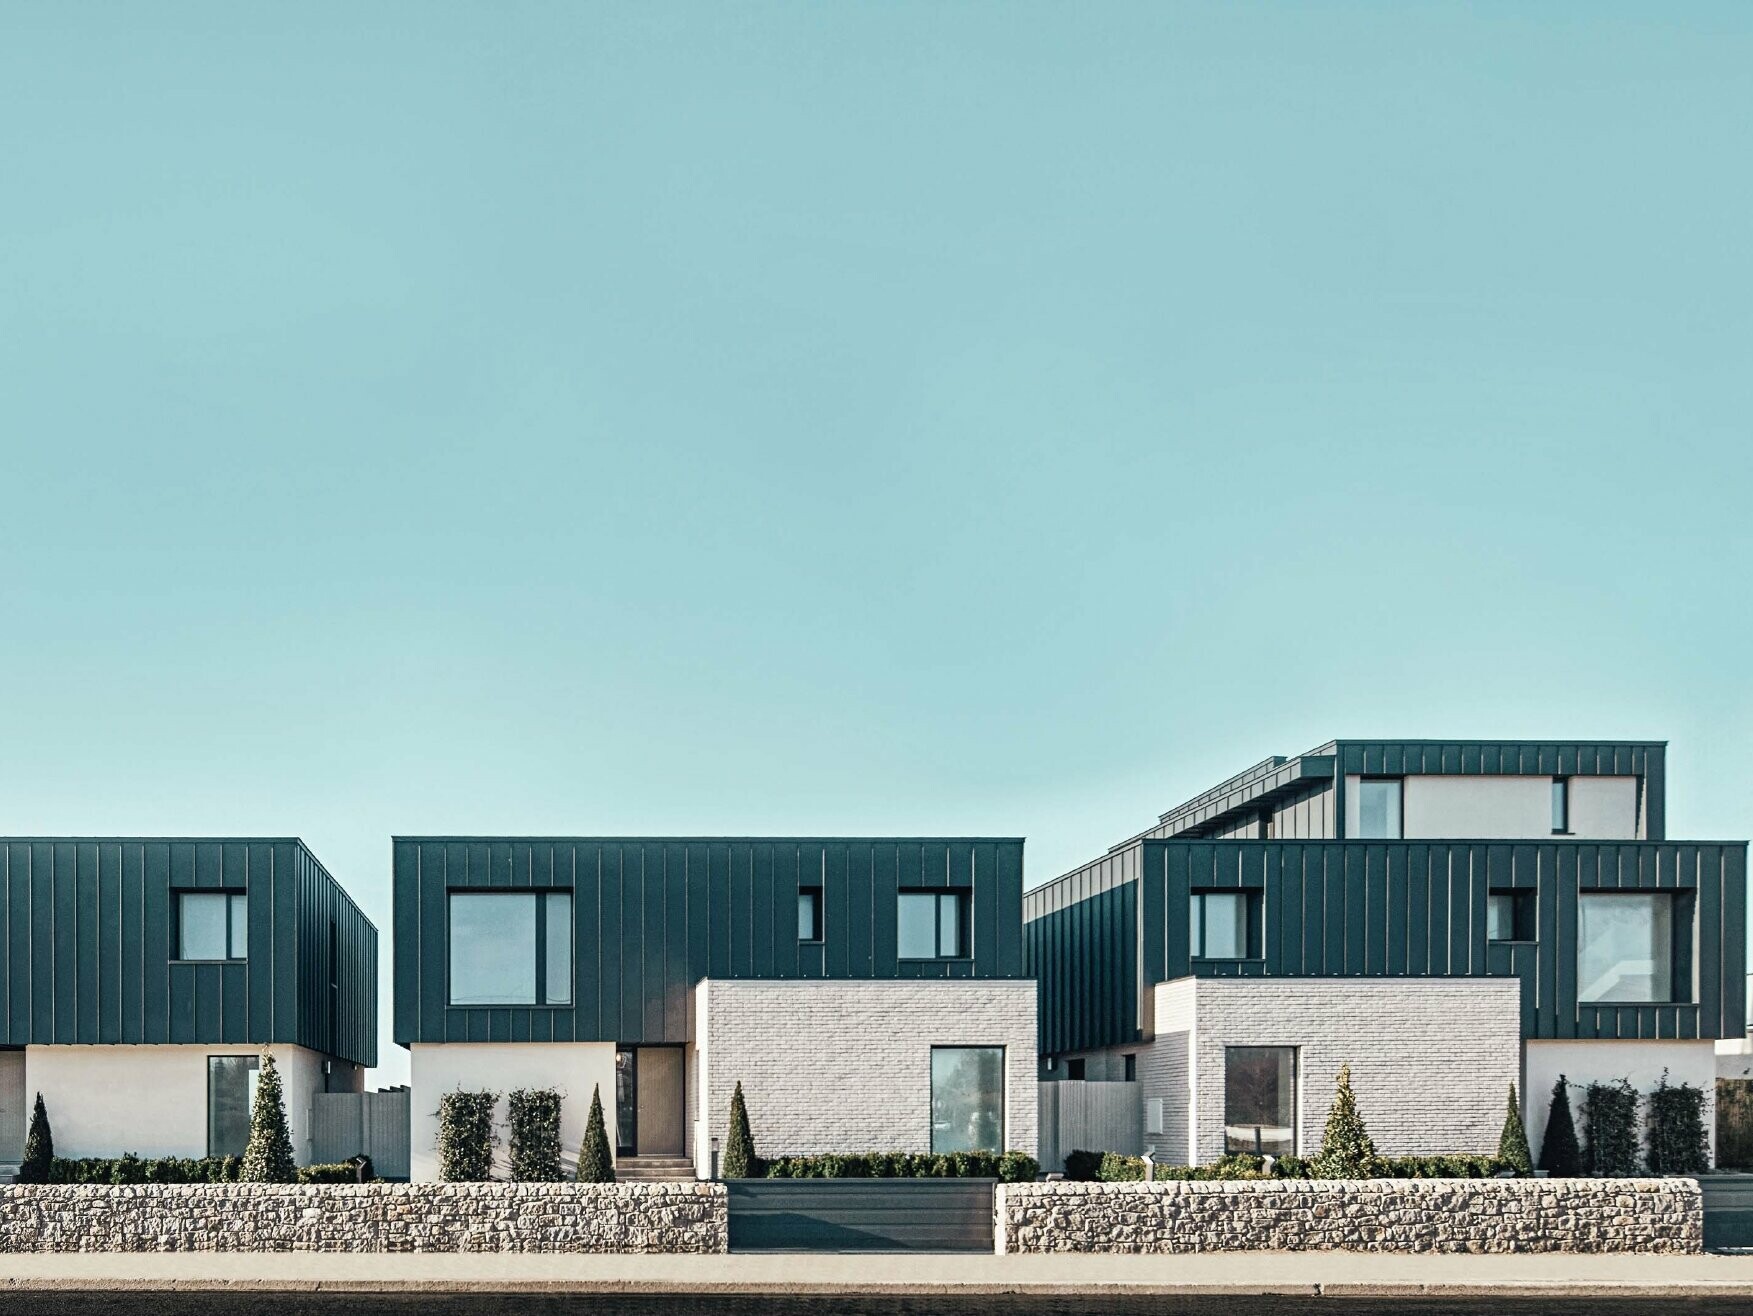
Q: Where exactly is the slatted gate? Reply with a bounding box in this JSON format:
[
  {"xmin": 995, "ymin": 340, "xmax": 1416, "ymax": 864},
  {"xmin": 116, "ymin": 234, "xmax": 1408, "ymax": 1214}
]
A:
[
  {"xmin": 1702, "ymin": 1174, "xmax": 1753, "ymax": 1251},
  {"xmin": 727, "ymin": 1179, "xmax": 995, "ymax": 1252},
  {"xmin": 1037, "ymin": 1080, "xmax": 1143, "ymax": 1176},
  {"xmin": 311, "ymin": 1087, "xmax": 411, "ymax": 1180}
]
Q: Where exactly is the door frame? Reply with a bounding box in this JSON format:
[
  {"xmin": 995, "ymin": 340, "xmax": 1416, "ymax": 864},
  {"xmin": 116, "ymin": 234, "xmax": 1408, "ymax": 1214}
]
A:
[{"xmin": 615, "ymin": 1044, "xmax": 687, "ymax": 1157}]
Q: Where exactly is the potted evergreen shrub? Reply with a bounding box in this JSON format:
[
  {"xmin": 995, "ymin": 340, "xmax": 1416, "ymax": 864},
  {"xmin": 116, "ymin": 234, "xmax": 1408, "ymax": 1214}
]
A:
[
  {"xmin": 18, "ymin": 1093, "xmax": 52, "ymax": 1184},
  {"xmin": 723, "ymin": 1081, "xmax": 758, "ymax": 1179},
  {"xmin": 1498, "ymin": 1082, "xmax": 1533, "ymax": 1175},
  {"xmin": 576, "ymin": 1084, "xmax": 615, "ymax": 1183},
  {"xmin": 1312, "ymin": 1064, "xmax": 1381, "ymax": 1179},
  {"xmin": 239, "ymin": 1052, "xmax": 298, "ymax": 1183},
  {"xmin": 1538, "ymin": 1076, "xmax": 1582, "ymax": 1177}
]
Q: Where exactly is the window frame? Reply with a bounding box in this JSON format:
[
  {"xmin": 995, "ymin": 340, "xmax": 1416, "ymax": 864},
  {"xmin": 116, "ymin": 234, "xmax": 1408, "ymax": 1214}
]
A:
[
  {"xmin": 1552, "ymin": 776, "xmax": 1571, "ymax": 834},
  {"xmin": 1577, "ymin": 889, "xmax": 1682, "ymax": 1006},
  {"xmin": 798, "ymin": 885, "xmax": 824, "ymax": 943},
  {"xmin": 175, "ymin": 890, "xmax": 249, "ymax": 963},
  {"xmin": 929, "ymin": 1044, "xmax": 1006, "ymax": 1154},
  {"xmin": 1486, "ymin": 889, "xmax": 1536, "ymax": 943},
  {"xmin": 1223, "ymin": 1044, "xmax": 1298, "ymax": 1158},
  {"xmin": 1356, "ymin": 776, "xmax": 1403, "ymax": 839},
  {"xmin": 897, "ymin": 889, "xmax": 971, "ymax": 960},
  {"xmin": 206, "ymin": 1053, "xmax": 261, "ymax": 1158},
  {"xmin": 446, "ymin": 889, "xmax": 575, "ymax": 1008},
  {"xmin": 1190, "ymin": 889, "xmax": 1261, "ymax": 960}
]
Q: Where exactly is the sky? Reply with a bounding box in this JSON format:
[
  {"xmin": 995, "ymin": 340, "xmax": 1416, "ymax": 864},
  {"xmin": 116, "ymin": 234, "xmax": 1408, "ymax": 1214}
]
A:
[{"xmin": 3, "ymin": 2, "xmax": 1750, "ymax": 1086}]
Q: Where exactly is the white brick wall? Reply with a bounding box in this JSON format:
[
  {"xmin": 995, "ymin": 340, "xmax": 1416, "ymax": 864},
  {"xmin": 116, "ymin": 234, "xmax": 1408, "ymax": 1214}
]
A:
[
  {"xmin": 695, "ymin": 979, "xmax": 1037, "ymax": 1167},
  {"xmin": 1137, "ymin": 978, "xmax": 1197, "ymax": 1164}
]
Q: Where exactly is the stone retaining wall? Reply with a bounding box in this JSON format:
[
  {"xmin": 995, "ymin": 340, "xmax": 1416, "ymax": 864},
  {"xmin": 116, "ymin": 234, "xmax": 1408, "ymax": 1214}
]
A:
[
  {"xmin": 0, "ymin": 1182, "xmax": 727, "ymax": 1253},
  {"xmin": 997, "ymin": 1179, "xmax": 1702, "ymax": 1254}
]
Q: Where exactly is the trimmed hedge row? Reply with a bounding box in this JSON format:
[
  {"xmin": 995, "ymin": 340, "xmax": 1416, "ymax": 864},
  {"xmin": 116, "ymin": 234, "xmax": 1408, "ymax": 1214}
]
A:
[
  {"xmin": 42, "ymin": 1155, "xmax": 374, "ymax": 1185},
  {"xmin": 757, "ymin": 1150, "xmax": 1039, "ymax": 1183},
  {"xmin": 1065, "ymin": 1150, "xmax": 1511, "ymax": 1182}
]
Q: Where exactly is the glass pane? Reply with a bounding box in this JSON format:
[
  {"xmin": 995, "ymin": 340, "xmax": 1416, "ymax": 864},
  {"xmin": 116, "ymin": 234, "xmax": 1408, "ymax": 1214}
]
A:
[
  {"xmin": 1579, "ymin": 893, "xmax": 1672, "ymax": 1002},
  {"xmin": 931, "ymin": 1046, "xmax": 1004, "ymax": 1153},
  {"xmin": 798, "ymin": 891, "xmax": 818, "ymax": 941},
  {"xmin": 939, "ymin": 893, "xmax": 962, "ymax": 957},
  {"xmin": 1487, "ymin": 893, "xmax": 1510, "ymax": 941},
  {"xmin": 1552, "ymin": 779, "xmax": 1568, "ymax": 831},
  {"xmin": 180, "ymin": 893, "xmax": 228, "ymax": 960},
  {"xmin": 1224, "ymin": 1046, "xmax": 1296, "ymax": 1157},
  {"xmin": 544, "ymin": 892, "xmax": 573, "ymax": 1005},
  {"xmin": 228, "ymin": 893, "xmax": 248, "ymax": 959},
  {"xmin": 1202, "ymin": 893, "xmax": 1247, "ymax": 958},
  {"xmin": 1190, "ymin": 895, "xmax": 1203, "ymax": 956},
  {"xmin": 898, "ymin": 893, "xmax": 937, "ymax": 959},
  {"xmin": 1358, "ymin": 780, "xmax": 1402, "ymax": 839},
  {"xmin": 207, "ymin": 1055, "xmax": 259, "ymax": 1157},
  {"xmin": 449, "ymin": 893, "xmax": 537, "ymax": 1004}
]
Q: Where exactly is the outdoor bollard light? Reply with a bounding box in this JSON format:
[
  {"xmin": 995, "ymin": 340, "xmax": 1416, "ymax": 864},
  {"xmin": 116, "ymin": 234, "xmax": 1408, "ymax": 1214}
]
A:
[{"xmin": 711, "ymin": 1137, "xmax": 720, "ymax": 1181}]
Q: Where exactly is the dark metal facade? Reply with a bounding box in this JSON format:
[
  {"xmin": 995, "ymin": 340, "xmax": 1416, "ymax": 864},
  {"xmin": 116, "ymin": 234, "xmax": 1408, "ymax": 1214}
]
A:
[
  {"xmin": 1027, "ymin": 837, "xmax": 1746, "ymax": 1054},
  {"xmin": 0, "ymin": 838, "xmax": 377, "ymax": 1067},
  {"xmin": 393, "ymin": 837, "xmax": 1027, "ymax": 1047}
]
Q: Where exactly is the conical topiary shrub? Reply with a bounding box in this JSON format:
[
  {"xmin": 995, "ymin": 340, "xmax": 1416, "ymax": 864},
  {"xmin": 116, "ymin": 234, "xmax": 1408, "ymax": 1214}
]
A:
[
  {"xmin": 239, "ymin": 1051, "xmax": 298, "ymax": 1183},
  {"xmin": 19, "ymin": 1093, "xmax": 53, "ymax": 1183},
  {"xmin": 1498, "ymin": 1082, "xmax": 1533, "ymax": 1174},
  {"xmin": 723, "ymin": 1080, "xmax": 757, "ymax": 1179},
  {"xmin": 1538, "ymin": 1075, "xmax": 1583, "ymax": 1177},
  {"xmin": 576, "ymin": 1083, "xmax": 615, "ymax": 1183},
  {"xmin": 1312, "ymin": 1064, "xmax": 1380, "ymax": 1179}
]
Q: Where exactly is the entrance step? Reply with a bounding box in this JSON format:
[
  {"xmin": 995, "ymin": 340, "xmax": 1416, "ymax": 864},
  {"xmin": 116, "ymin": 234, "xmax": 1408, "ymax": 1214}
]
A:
[{"xmin": 615, "ymin": 1156, "xmax": 696, "ymax": 1183}]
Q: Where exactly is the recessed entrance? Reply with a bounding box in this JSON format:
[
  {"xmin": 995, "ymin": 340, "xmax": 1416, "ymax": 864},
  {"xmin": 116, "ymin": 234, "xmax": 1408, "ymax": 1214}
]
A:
[{"xmin": 615, "ymin": 1046, "xmax": 685, "ymax": 1158}]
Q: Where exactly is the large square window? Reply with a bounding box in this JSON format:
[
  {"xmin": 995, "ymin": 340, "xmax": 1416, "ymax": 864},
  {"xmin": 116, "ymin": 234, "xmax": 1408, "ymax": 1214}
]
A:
[
  {"xmin": 1191, "ymin": 890, "xmax": 1257, "ymax": 959},
  {"xmin": 1357, "ymin": 779, "xmax": 1402, "ymax": 839},
  {"xmin": 899, "ymin": 890, "xmax": 969, "ymax": 959},
  {"xmin": 178, "ymin": 892, "xmax": 247, "ymax": 960},
  {"xmin": 449, "ymin": 890, "xmax": 573, "ymax": 1006},
  {"xmin": 1224, "ymin": 1046, "xmax": 1296, "ymax": 1157},
  {"xmin": 207, "ymin": 1055, "xmax": 260, "ymax": 1157},
  {"xmin": 1578, "ymin": 892, "xmax": 1673, "ymax": 1003},
  {"xmin": 931, "ymin": 1046, "xmax": 1004, "ymax": 1153}
]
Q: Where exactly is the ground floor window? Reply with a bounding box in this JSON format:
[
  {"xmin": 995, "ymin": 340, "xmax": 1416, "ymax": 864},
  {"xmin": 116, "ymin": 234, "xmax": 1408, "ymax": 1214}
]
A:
[
  {"xmin": 207, "ymin": 1055, "xmax": 261, "ymax": 1158},
  {"xmin": 1224, "ymin": 1046, "xmax": 1295, "ymax": 1157},
  {"xmin": 931, "ymin": 1046, "xmax": 1004, "ymax": 1154}
]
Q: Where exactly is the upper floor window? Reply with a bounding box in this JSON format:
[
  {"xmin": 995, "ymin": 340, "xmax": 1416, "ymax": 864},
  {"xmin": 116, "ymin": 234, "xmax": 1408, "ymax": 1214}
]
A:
[
  {"xmin": 1487, "ymin": 889, "xmax": 1535, "ymax": 941},
  {"xmin": 898, "ymin": 889, "xmax": 969, "ymax": 960},
  {"xmin": 1191, "ymin": 889, "xmax": 1258, "ymax": 959},
  {"xmin": 1578, "ymin": 892, "xmax": 1673, "ymax": 1003},
  {"xmin": 448, "ymin": 890, "xmax": 573, "ymax": 1007},
  {"xmin": 1357, "ymin": 778, "xmax": 1402, "ymax": 839},
  {"xmin": 179, "ymin": 891, "xmax": 247, "ymax": 961},
  {"xmin": 798, "ymin": 886, "xmax": 824, "ymax": 942},
  {"xmin": 1552, "ymin": 777, "xmax": 1570, "ymax": 833}
]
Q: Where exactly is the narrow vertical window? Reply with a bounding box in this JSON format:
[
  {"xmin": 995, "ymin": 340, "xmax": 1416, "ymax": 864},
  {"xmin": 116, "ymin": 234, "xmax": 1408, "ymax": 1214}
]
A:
[
  {"xmin": 1552, "ymin": 777, "xmax": 1570, "ymax": 833},
  {"xmin": 207, "ymin": 1055, "xmax": 260, "ymax": 1157},
  {"xmin": 544, "ymin": 891, "xmax": 573, "ymax": 1006},
  {"xmin": 798, "ymin": 886, "xmax": 823, "ymax": 942},
  {"xmin": 228, "ymin": 893, "xmax": 248, "ymax": 959}
]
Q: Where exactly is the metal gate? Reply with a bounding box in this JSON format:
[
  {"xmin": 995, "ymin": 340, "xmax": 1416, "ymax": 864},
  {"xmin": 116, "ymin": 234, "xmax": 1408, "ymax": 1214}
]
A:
[
  {"xmin": 727, "ymin": 1179, "xmax": 995, "ymax": 1252},
  {"xmin": 311, "ymin": 1087, "xmax": 411, "ymax": 1180},
  {"xmin": 1037, "ymin": 1080, "xmax": 1142, "ymax": 1176},
  {"xmin": 1702, "ymin": 1174, "xmax": 1753, "ymax": 1251}
]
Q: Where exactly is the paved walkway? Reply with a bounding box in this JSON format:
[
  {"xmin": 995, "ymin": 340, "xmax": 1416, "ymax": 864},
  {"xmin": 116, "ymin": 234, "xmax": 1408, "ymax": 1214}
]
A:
[{"xmin": 4, "ymin": 1251, "xmax": 1753, "ymax": 1298}]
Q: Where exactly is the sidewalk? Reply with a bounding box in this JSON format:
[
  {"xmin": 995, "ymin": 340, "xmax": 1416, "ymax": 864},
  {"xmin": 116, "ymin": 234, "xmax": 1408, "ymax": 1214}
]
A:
[{"xmin": 4, "ymin": 1251, "xmax": 1753, "ymax": 1298}]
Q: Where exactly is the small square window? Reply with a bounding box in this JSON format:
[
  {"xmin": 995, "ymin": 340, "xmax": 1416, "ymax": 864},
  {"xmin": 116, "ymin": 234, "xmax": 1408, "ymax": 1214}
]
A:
[
  {"xmin": 898, "ymin": 890, "xmax": 969, "ymax": 959},
  {"xmin": 1487, "ymin": 890, "xmax": 1535, "ymax": 941},
  {"xmin": 798, "ymin": 887, "xmax": 823, "ymax": 942},
  {"xmin": 1190, "ymin": 890, "xmax": 1261, "ymax": 959},
  {"xmin": 179, "ymin": 891, "xmax": 247, "ymax": 961}
]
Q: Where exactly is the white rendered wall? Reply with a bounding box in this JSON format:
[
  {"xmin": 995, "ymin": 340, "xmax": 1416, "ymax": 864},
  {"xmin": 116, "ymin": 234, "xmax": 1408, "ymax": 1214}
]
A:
[
  {"xmin": 1350, "ymin": 774, "xmax": 1641, "ymax": 840},
  {"xmin": 695, "ymin": 979, "xmax": 1037, "ymax": 1172},
  {"xmin": 1565, "ymin": 776, "xmax": 1641, "ymax": 839},
  {"xmin": 1145, "ymin": 977, "xmax": 1520, "ymax": 1164},
  {"xmin": 408, "ymin": 1042, "xmax": 617, "ymax": 1182},
  {"xmin": 25, "ymin": 1043, "xmax": 329, "ymax": 1164},
  {"xmin": 1524, "ymin": 1038, "xmax": 1718, "ymax": 1165}
]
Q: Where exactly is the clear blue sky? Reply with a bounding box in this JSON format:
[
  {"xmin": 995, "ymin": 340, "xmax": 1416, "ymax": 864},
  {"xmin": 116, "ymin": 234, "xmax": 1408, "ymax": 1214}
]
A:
[{"xmin": 3, "ymin": 3, "xmax": 1749, "ymax": 1084}]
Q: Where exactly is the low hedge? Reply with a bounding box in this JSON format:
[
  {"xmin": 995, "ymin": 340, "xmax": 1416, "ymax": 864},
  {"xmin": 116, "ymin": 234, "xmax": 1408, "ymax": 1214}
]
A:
[
  {"xmin": 44, "ymin": 1155, "xmax": 375, "ymax": 1185},
  {"xmin": 1065, "ymin": 1150, "xmax": 1511, "ymax": 1182},
  {"xmin": 758, "ymin": 1150, "xmax": 1039, "ymax": 1182}
]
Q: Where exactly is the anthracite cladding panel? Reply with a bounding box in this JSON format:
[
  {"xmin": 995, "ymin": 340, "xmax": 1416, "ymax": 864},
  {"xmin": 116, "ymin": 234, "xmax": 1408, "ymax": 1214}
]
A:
[
  {"xmin": 393, "ymin": 837, "xmax": 1027, "ymax": 1047},
  {"xmin": 1027, "ymin": 837, "xmax": 1745, "ymax": 1053},
  {"xmin": 0, "ymin": 839, "xmax": 377, "ymax": 1067}
]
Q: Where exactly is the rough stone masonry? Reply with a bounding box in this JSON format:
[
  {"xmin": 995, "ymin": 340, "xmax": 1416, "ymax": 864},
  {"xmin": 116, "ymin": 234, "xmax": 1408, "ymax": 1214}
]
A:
[
  {"xmin": 0, "ymin": 1182, "xmax": 728, "ymax": 1253},
  {"xmin": 997, "ymin": 1178, "xmax": 1703, "ymax": 1254}
]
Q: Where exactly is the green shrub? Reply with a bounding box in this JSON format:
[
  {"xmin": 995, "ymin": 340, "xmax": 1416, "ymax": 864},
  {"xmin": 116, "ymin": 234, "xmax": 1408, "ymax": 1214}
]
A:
[
  {"xmin": 507, "ymin": 1088, "xmax": 565, "ymax": 1182},
  {"xmin": 1063, "ymin": 1149, "xmax": 1105, "ymax": 1181},
  {"xmin": 723, "ymin": 1081, "xmax": 758, "ymax": 1179},
  {"xmin": 757, "ymin": 1150, "xmax": 1036, "ymax": 1181},
  {"xmin": 1646, "ymin": 1070, "xmax": 1709, "ymax": 1176},
  {"xmin": 1311, "ymin": 1063, "xmax": 1382, "ymax": 1178},
  {"xmin": 1066, "ymin": 1150, "xmax": 1502, "ymax": 1182},
  {"xmin": 576, "ymin": 1084, "xmax": 614, "ymax": 1184},
  {"xmin": 997, "ymin": 1151, "xmax": 1039, "ymax": 1183},
  {"xmin": 297, "ymin": 1159, "xmax": 375, "ymax": 1184},
  {"xmin": 18, "ymin": 1093, "xmax": 52, "ymax": 1183},
  {"xmin": 1498, "ymin": 1083, "xmax": 1533, "ymax": 1174},
  {"xmin": 1539, "ymin": 1076, "xmax": 1583, "ymax": 1176},
  {"xmin": 240, "ymin": 1051, "xmax": 297, "ymax": 1183},
  {"xmin": 1583, "ymin": 1078, "xmax": 1641, "ymax": 1177},
  {"xmin": 436, "ymin": 1089, "xmax": 499, "ymax": 1181}
]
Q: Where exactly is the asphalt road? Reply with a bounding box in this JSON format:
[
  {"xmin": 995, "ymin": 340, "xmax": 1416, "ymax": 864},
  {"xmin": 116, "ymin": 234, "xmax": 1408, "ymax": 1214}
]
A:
[{"xmin": 4, "ymin": 1298, "xmax": 1751, "ymax": 1316}]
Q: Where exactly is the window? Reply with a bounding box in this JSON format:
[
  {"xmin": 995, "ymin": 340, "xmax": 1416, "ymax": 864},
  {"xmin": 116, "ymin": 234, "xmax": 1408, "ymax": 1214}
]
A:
[
  {"xmin": 931, "ymin": 1046, "xmax": 1004, "ymax": 1153},
  {"xmin": 1552, "ymin": 777, "xmax": 1570, "ymax": 833},
  {"xmin": 798, "ymin": 886, "xmax": 823, "ymax": 942},
  {"xmin": 1357, "ymin": 778, "xmax": 1402, "ymax": 839},
  {"xmin": 1065, "ymin": 1058, "xmax": 1086, "ymax": 1080},
  {"xmin": 1225, "ymin": 1046, "xmax": 1296, "ymax": 1157},
  {"xmin": 1578, "ymin": 892, "xmax": 1673, "ymax": 1003},
  {"xmin": 898, "ymin": 890, "xmax": 969, "ymax": 959},
  {"xmin": 207, "ymin": 1055, "xmax": 260, "ymax": 1157},
  {"xmin": 448, "ymin": 891, "xmax": 573, "ymax": 1006},
  {"xmin": 1487, "ymin": 890, "xmax": 1535, "ymax": 941},
  {"xmin": 1191, "ymin": 890, "xmax": 1257, "ymax": 959},
  {"xmin": 1123, "ymin": 1053, "xmax": 1137, "ymax": 1082},
  {"xmin": 1145, "ymin": 1097, "xmax": 1165, "ymax": 1135},
  {"xmin": 178, "ymin": 892, "xmax": 247, "ymax": 960}
]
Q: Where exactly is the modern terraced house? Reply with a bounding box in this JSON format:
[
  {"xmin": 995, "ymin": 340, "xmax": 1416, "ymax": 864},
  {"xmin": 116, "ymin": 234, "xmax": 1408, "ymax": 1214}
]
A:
[
  {"xmin": 0, "ymin": 838, "xmax": 378, "ymax": 1175},
  {"xmin": 1027, "ymin": 740, "xmax": 1747, "ymax": 1169},
  {"xmin": 394, "ymin": 836, "xmax": 1037, "ymax": 1181}
]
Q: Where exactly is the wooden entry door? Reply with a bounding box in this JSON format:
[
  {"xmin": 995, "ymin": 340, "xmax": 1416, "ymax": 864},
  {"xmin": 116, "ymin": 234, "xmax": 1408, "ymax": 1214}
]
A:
[
  {"xmin": 635, "ymin": 1047, "xmax": 684, "ymax": 1156},
  {"xmin": 0, "ymin": 1051, "xmax": 24, "ymax": 1167}
]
